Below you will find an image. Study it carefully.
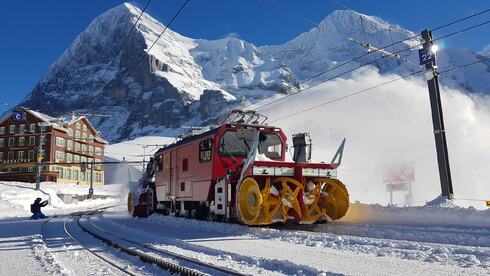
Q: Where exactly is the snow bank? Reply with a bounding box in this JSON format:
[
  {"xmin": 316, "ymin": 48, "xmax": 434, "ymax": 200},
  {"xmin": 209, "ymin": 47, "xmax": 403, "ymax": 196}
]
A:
[
  {"xmin": 0, "ymin": 181, "xmax": 122, "ymax": 218},
  {"xmin": 341, "ymin": 201, "xmax": 490, "ymax": 228}
]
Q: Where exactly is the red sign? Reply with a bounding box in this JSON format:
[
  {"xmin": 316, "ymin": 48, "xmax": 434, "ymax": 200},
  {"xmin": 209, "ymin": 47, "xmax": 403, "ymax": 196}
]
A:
[{"xmin": 383, "ymin": 163, "xmax": 415, "ymax": 183}]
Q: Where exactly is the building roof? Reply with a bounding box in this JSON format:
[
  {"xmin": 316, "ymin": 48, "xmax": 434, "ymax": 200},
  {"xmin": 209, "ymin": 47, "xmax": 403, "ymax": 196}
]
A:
[{"xmin": 2, "ymin": 107, "xmax": 108, "ymax": 144}]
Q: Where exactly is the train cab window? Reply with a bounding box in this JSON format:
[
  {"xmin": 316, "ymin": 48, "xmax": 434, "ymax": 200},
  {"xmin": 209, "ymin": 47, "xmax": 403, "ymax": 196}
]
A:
[
  {"xmin": 258, "ymin": 132, "xmax": 283, "ymax": 159},
  {"xmin": 182, "ymin": 158, "xmax": 188, "ymax": 171},
  {"xmin": 219, "ymin": 130, "xmax": 283, "ymax": 159},
  {"xmin": 199, "ymin": 139, "xmax": 213, "ymax": 162}
]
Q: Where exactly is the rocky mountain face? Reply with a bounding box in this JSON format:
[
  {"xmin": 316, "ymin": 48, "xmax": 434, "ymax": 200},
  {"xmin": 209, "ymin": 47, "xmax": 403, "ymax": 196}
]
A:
[{"xmin": 19, "ymin": 3, "xmax": 490, "ymax": 142}]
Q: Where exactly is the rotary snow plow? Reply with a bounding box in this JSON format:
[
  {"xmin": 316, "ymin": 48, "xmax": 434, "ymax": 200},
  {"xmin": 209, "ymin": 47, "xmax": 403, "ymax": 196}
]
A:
[
  {"xmin": 133, "ymin": 110, "xmax": 349, "ymax": 226},
  {"xmin": 235, "ymin": 132, "xmax": 349, "ymax": 225},
  {"xmin": 237, "ymin": 176, "xmax": 349, "ymax": 225}
]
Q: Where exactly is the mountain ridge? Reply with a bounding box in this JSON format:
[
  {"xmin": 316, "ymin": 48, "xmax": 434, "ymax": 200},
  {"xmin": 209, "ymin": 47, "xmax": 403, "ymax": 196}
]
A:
[{"xmin": 18, "ymin": 3, "xmax": 490, "ymax": 142}]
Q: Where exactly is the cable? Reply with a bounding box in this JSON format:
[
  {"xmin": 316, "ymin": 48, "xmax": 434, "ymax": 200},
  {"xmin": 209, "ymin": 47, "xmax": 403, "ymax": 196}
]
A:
[
  {"xmin": 330, "ymin": 0, "xmax": 353, "ymax": 11},
  {"xmin": 259, "ymin": 0, "xmax": 318, "ymax": 27},
  {"xmin": 269, "ymin": 70, "xmax": 424, "ymax": 123},
  {"xmin": 431, "ymin": 8, "xmax": 490, "ymax": 32},
  {"xmin": 252, "ymin": 19, "xmax": 490, "ymax": 112},
  {"xmin": 439, "ymin": 56, "xmax": 490, "ymax": 74},
  {"xmin": 241, "ymin": 7, "xmax": 490, "ymax": 112},
  {"xmin": 99, "ymin": 0, "xmax": 152, "ymax": 82},
  {"xmin": 268, "ymin": 57, "xmax": 490, "ymax": 123},
  {"xmin": 145, "ymin": 0, "xmax": 189, "ymax": 55},
  {"xmin": 433, "ymin": 19, "xmax": 490, "ymax": 42}
]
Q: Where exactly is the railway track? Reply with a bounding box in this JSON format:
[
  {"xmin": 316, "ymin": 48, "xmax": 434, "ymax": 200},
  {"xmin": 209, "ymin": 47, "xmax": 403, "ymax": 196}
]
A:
[
  {"xmin": 40, "ymin": 208, "xmax": 136, "ymax": 276},
  {"xmin": 81, "ymin": 214, "xmax": 246, "ymax": 276},
  {"xmin": 40, "ymin": 206, "xmax": 245, "ymax": 276}
]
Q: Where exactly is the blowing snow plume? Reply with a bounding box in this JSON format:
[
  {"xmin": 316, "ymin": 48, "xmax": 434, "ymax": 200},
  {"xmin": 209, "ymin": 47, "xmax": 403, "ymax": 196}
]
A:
[{"xmin": 256, "ymin": 68, "xmax": 490, "ymax": 207}]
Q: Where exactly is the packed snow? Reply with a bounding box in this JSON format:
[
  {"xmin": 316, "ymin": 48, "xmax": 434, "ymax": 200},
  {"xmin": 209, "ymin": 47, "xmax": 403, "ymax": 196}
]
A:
[{"xmin": 1, "ymin": 180, "xmax": 489, "ymax": 275}]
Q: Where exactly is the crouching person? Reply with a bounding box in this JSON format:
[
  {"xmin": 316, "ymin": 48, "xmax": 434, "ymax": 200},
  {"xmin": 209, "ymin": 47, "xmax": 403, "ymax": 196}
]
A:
[{"xmin": 30, "ymin": 198, "xmax": 48, "ymax": 219}]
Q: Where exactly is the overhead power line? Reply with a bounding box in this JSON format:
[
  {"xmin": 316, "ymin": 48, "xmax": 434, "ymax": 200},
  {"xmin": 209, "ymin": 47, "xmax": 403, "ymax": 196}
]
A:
[
  {"xmin": 431, "ymin": 8, "xmax": 490, "ymax": 32},
  {"xmin": 250, "ymin": 18, "xmax": 490, "ymax": 112},
  {"xmin": 97, "ymin": 0, "xmax": 189, "ymax": 101},
  {"xmin": 268, "ymin": 56, "xmax": 490, "ymax": 123},
  {"xmin": 99, "ymin": 0, "xmax": 152, "ymax": 82},
  {"xmin": 239, "ymin": 7, "xmax": 490, "ymax": 112},
  {"xmin": 259, "ymin": 0, "xmax": 318, "ymax": 27},
  {"xmin": 145, "ymin": 0, "xmax": 190, "ymax": 55}
]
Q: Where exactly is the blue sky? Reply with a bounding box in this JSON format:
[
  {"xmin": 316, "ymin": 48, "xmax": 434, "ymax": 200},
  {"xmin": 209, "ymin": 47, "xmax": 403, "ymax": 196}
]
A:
[{"xmin": 1, "ymin": 0, "xmax": 489, "ymax": 113}]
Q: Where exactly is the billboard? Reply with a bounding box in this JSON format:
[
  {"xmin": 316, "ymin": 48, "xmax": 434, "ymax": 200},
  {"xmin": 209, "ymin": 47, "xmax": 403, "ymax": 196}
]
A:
[{"xmin": 383, "ymin": 163, "xmax": 415, "ymax": 183}]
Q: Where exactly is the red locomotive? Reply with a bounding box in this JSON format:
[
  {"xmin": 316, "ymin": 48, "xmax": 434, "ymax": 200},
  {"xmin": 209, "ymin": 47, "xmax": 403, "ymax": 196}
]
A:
[{"xmin": 128, "ymin": 110, "xmax": 349, "ymax": 225}]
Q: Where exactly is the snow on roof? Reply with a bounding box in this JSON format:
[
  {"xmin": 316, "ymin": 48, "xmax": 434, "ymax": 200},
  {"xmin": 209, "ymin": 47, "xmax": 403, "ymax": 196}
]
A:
[
  {"xmin": 22, "ymin": 108, "xmax": 58, "ymax": 124},
  {"xmin": 17, "ymin": 107, "xmax": 108, "ymax": 143}
]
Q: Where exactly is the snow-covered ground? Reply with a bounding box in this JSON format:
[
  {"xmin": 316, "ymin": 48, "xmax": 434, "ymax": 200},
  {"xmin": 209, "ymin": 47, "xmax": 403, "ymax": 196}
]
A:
[
  {"xmin": 0, "ymin": 180, "xmax": 489, "ymax": 275},
  {"xmin": 105, "ymin": 136, "xmax": 175, "ymax": 163}
]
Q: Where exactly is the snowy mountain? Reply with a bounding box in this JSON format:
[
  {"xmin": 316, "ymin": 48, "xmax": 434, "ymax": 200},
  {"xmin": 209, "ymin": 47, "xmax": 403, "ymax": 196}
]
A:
[{"xmin": 18, "ymin": 3, "xmax": 490, "ymax": 142}]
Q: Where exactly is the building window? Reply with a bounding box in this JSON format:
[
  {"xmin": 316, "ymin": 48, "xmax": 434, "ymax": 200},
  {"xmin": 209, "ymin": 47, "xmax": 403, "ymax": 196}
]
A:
[
  {"xmin": 66, "ymin": 169, "xmax": 72, "ymax": 180},
  {"xmin": 9, "ymin": 125, "xmax": 15, "ymax": 134},
  {"xmin": 199, "ymin": 139, "xmax": 213, "ymax": 162},
  {"xmin": 18, "ymin": 137, "xmax": 25, "ymax": 147},
  {"xmin": 67, "ymin": 128, "xmax": 73, "ymax": 137},
  {"xmin": 75, "ymin": 142, "xmax": 80, "ymax": 152},
  {"xmin": 0, "ymin": 126, "xmax": 5, "ymax": 134},
  {"xmin": 94, "ymin": 159, "xmax": 102, "ymax": 169},
  {"xmin": 81, "ymin": 156, "xmax": 87, "ymax": 163},
  {"xmin": 73, "ymin": 170, "xmax": 79, "ymax": 181},
  {"xmin": 55, "ymin": 151, "xmax": 64, "ymax": 162},
  {"xmin": 0, "ymin": 138, "xmax": 3, "ymax": 147},
  {"xmin": 29, "ymin": 136, "xmax": 36, "ymax": 146},
  {"xmin": 28, "ymin": 150, "xmax": 35, "ymax": 161},
  {"xmin": 19, "ymin": 124, "xmax": 25, "ymax": 134},
  {"xmin": 8, "ymin": 138, "xmax": 14, "ymax": 147},
  {"xmin": 0, "ymin": 152, "xmax": 3, "ymax": 161},
  {"xmin": 89, "ymin": 146, "xmax": 94, "ymax": 156},
  {"xmin": 66, "ymin": 140, "xmax": 73, "ymax": 151},
  {"xmin": 8, "ymin": 151, "xmax": 13, "ymax": 160},
  {"xmin": 81, "ymin": 144, "xmax": 87, "ymax": 155},
  {"xmin": 56, "ymin": 137, "xmax": 65, "ymax": 147},
  {"xmin": 95, "ymin": 172, "xmax": 102, "ymax": 183},
  {"xmin": 182, "ymin": 158, "xmax": 188, "ymax": 172},
  {"xmin": 80, "ymin": 171, "xmax": 85, "ymax": 181},
  {"xmin": 83, "ymin": 124, "xmax": 87, "ymax": 132},
  {"xmin": 75, "ymin": 130, "xmax": 80, "ymax": 139},
  {"xmin": 17, "ymin": 151, "xmax": 24, "ymax": 161},
  {"xmin": 74, "ymin": 155, "xmax": 80, "ymax": 163},
  {"xmin": 29, "ymin": 124, "xmax": 36, "ymax": 133},
  {"xmin": 66, "ymin": 153, "xmax": 73, "ymax": 163},
  {"xmin": 95, "ymin": 147, "xmax": 102, "ymax": 156},
  {"xmin": 82, "ymin": 132, "xmax": 87, "ymax": 140},
  {"xmin": 89, "ymin": 135, "xmax": 94, "ymax": 142},
  {"xmin": 76, "ymin": 122, "xmax": 81, "ymax": 129}
]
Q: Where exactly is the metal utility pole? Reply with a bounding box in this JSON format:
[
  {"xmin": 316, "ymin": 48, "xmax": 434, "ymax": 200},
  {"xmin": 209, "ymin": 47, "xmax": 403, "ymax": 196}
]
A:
[
  {"xmin": 89, "ymin": 160, "xmax": 94, "ymax": 198},
  {"xmin": 419, "ymin": 29, "xmax": 454, "ymax": 199},
  {"xmin": 35, "ymin": 122, "xmax": 45, "ymax": 190}
]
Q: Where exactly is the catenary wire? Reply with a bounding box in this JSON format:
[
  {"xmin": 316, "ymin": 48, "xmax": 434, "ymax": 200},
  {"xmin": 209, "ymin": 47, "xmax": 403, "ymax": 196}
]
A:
[
  {"xmin": 259, "ymin": 0, "xmax": 318, "ymax": 27},
  {"xmin": 239, "ymin": 8, "xmax": 490, "ymax": 112},
  {"xmin": 268, "ymin": 56, "xmax": 490, "ymax": 123},
  {"xmin": 250, "ymin": 19, "xmax": 490, "ymax": 112},
  {"xmin": 99, "ymin": 0, "xmax": 152, "ymax": 82},
  {"xmin": 144, "ymin": 0, "xmax": 189, "ymax": 55}
]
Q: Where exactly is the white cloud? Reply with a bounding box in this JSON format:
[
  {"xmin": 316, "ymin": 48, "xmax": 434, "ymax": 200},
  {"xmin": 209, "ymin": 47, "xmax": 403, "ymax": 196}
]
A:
[{"xmin": 257, "ymin": 68, "xmax": 490, "ymax": 208}]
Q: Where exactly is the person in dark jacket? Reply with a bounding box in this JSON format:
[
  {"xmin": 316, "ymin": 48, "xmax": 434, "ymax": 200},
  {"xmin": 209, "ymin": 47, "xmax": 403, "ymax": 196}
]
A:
[{"xmin": 30, "ymin": 198, "xmax": 48, "ymax": 219}]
